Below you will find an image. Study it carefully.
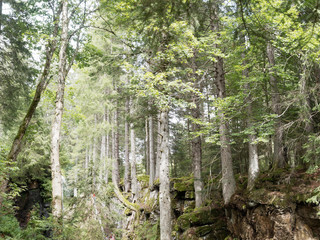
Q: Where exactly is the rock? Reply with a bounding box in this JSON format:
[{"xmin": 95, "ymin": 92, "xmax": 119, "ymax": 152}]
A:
[{"xmin": 177, "ymin": 206, "xmax": 225, "ymax": 231}]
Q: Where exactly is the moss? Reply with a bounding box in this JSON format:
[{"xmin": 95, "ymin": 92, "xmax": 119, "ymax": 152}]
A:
[
  {"xmin": 177, "ymin": 206, "xmax": 224, "ymax": 231},
  {"xmin": 180, "ymin": 221, "xmax": 229, "ymax": 239},
  {"xmin": 124, "ymin": 208, "xmax": 132, "ymax": 216},
  {"xmin": 195, "ymin": 225, "xmax": 212, "ymax": 236},
  {"xmin": 153, "ymin": 178, "xmax": 160, "ymax": 186},
  {"xmin": 172, "ymin": 177, "xmax": 194, "ymax": 192},
  {"xmin": 129, "ymin": 219, "xmax": 160, "ymax": 240},
  {"xmin": 137, "ymin": 175, "xmax": 149, "ymax": 188}
]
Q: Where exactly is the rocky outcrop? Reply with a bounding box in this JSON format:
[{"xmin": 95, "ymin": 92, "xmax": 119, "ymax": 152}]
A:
[
  {"xmin": 228, "ymin": 170, "xmax": 320, "ymax": 240},
  {"xmin": 228, "ymin": 195, "xmax": 320, "ymax": 240},
  {"xmin": 124, "ymin": 176, "xmax": 230, "ymax": 240},
  {"xmin": 123, "ymin": 170, "xmax": 320, "ymax": 240}
]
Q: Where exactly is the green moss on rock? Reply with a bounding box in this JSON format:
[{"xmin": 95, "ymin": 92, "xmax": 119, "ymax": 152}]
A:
[
  {"xmin": 177, "ymin": 206, "xmax": 224, "ymax": 231},
  {"xmin": 172, "ymin": 177, "xmax": 194, "ymax": 192}
]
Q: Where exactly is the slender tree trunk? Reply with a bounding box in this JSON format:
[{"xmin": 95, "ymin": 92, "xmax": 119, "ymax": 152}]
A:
[
  {"xmin": 112, "ymin": 104, "xmax": 120, "ymax": 187},
  {"xmin": 191, "ymin": 95, "xmax": 204, "ymax": 208},
  {"xmin": 7, "ymin": 5, "xmax": 61, "ymax": 163},
  {"xmin": 0, "ymin": 3, "xmax": 61, "ymax": 207},
  {"xmin": 299, "ymin": 57, "xmax": 314, "ymax": 134},
  {"xmin": 85, "ymin": 146, "xmax": 89, "ymax": 173},
  {"xmin": 145, "ymin": 118, "xmax": 150, "ymax": 175},
  {"xmin": 101, "ymin": 112, "xmax": 106, "ymax": 186},
  {"xmin": 242, "ymin": 54, "xmax": 259, "ymax": 190},
  {"xmin": 74, "ymin": 157, "xmax": 78, "ymax": 197},
  {"xmin": 124, "ymin": 98, "xmax": 130, "ymax": 192},
  {"xmin": 267, "ymin": 43, "xmax": 285, "ymax": 169},
  {"xmin": 105, "ymin": 110, "xmax": 110, "ymax": 184},
  {"xmin": 159, "ymin": 109, "xmax": 172, "ymax": 240},
  {"xmin": 130, "ymin": 99, "xmax": 137, "ymax": 196},
  {"xmin": 50, "ymin": 0, "xmax": 68, "ymax": 224},
  {"xmin": 149, "ymin": 113, "xmax": 155, "ymax": 187},
  {"xmin": 92, "ymin": 115, "xmax": 97, "ymax": 189},
  {"xmin": 0, "ymin": 0, "xmax": 2, "ymax": 32},
  {"xmin": 190, "ymin": 55, "xmax": 204, "ymax": 208},
  {"xmin": 211, "ymin": 1, "xmax": 236, "ymax": 205},
  {"xmin": 130, "ymin": 125, "xmax": 137, "ymax": 196},
  {"xmin": 155, "ymin": 112, "xmax": 161, "ymax": 180}
]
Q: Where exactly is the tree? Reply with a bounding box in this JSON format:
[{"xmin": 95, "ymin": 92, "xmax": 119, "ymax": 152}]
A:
[
  {"xmin": 158, "ymin": 108, "xmax": 172, "ymax": 239},
  {"xmin": 210, "ymin": 0, "xmax": 236, "ymax": 204},
  {"xmin": 50, "ymin": 0, "xmax": 68, "ymax": 224},
  {"xmin": 148, "ymin": 102, "xmax": 155, "ymax": 187}
]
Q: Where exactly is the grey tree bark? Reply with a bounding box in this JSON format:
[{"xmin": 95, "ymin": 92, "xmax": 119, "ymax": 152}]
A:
[
  {"xmin": 299, "ymin": 56, "xmax": 314, "ymax": 134},
  {"xmin": 190, "ymin": 55, "xmax": 204, "ymax": 208},
  {"xmin": 124, "ymin": 98, "xmax": 131, "ymax": 192},
  {"xmin": 92, "ymin": 115, "xmax": 97, "ymax": 189},
  {"xmin": 112, "ymin": 104, "xmax": 120, "ymax": 187},
  {"xmin": 100, "ymin": 111, "xmax": 106, "ymax": 186},
  {"xmin": 145, "ymin": 118, "xmax": 150, "ymax": 175},
  {"xmin": 159, "ymin": 109, "xmax": 172, "ymax": 240},
  {"xmin": 155, "ymin": 112, "xmax": 161, "ymax": 180},
  {"xmin": 105, "ymin": 110, "xmax": 110, "ymax": 184},
  {"xmin": 267, "ymin": 43, "xmax": 285, "ymax": 169},
  {"xmin": 0, "ymin": 0, "xmax": 2, "ymax": 32},
  {"xmin": 50, "ymin": 0, "xmax": 68, "ymax": 223},
  {"xmin": 7, "ymin": 3, "xmax": 61, "ymax": 163},
  {"xmin": 149, "ymin": 113, "xmax": 155, "ymax": 187},
  {"xmin": 242, "ymin": 54, "xmax": 259, "ymax": 190},
  {"xmin": 211, "ymin": 1, "xmax": 236, "ymax": 205},
  {"xmin": 191, "ymin": 95, "xmax": 204, "ymax": 208},
  {"xmin": 130, "ymin": 99, "xmax": 137, "ymax": 196}
]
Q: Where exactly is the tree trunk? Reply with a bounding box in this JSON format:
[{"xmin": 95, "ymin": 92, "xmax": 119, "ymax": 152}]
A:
[
  {"xmin": 159, "ymin": 109, "xmax": 172, "ymax": 240},
  {"xmin": 112, "ymin": 104, "xmax": 120, "ymax": 187},
  {"xmin": 191, "ymin": 95, "xmax": 204, "ymax": 208},
  {"xmin": 100, "ymin": 112, "xmax": 106, "ymax": 186},
  {"xmin": 50, "ymin": 0, "xmax": 68, "ymax": 224},
  {"xmin": 190, "ymin": 54, "xmax": 204, "ymax": 208},
  {"xmin": 211, "ymin": 1, "xmax": 236, "ymax": 205},
  {"xmin": 242, "ymin": 55, "xmax": 259, "ymax": 190},
  {"xmin": 267, "ymin": 43, "xmax": 285, "ymax": 169},
  {"xmin": 149, "ymin": 113, "xmax": 155, "ymax": 187},
  {"xmin": 130, "ymin": 125, "xmax": 137, "ymax": 196},
  {"xmin": 299, "ymin": 57, "xmax": 314, "ymax": 134},
  {"xmin": 145, "ymin": 118, "xmax": 150, "ymax": 175},
  {"xmin": 74, "ymin": 157, "xmax": 78, "ymax": 197},
  {"xmin": 85, "ymin": 146, "xmax": 89, "ymax": 172},
  {"xmin": 124, "ymin": 98, "xmax": 131, "ymax": 192},
  {"xmin": 0, "ymin": 0, "xmax": 2, "ymax": 32},
  {"xmin": 7, "ymin": 4, "xmax": 61, "ymax": 163},
  {"xmin": 92, "ymin": 115, "xmax": 97, "ymax": 189},
  {"xmin": 155, "ymin": 112, "xmax": 161, "ymax": 180},
  {"xmin": 105, "ymin": 110, "xmax": 110, "ymax": 184},
  {"xmin": 130, "ymin": 99, "xmax": 137, "ymax": 196}
]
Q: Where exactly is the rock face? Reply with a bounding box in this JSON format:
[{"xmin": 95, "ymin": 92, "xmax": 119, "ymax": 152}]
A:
[
  {"xmin": 124, "ymin": 172, "xmax": 320, "ymax": 240},
  {"xmin": 228, "ymin": 196, "xmax": 320, "ymax": 240},
  {"xmin": 124, "ymin": 176, "xmax": 230, "ymax": 240},
  {"xmin": 228, "ymin": 169, "xmax": 320, "ymax": 240}
]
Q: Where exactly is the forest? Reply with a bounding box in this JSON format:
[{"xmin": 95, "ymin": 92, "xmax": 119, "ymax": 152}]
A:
[{"xmin": 0, "ymin": 0, "xmax": 320, "ymax": 239}]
